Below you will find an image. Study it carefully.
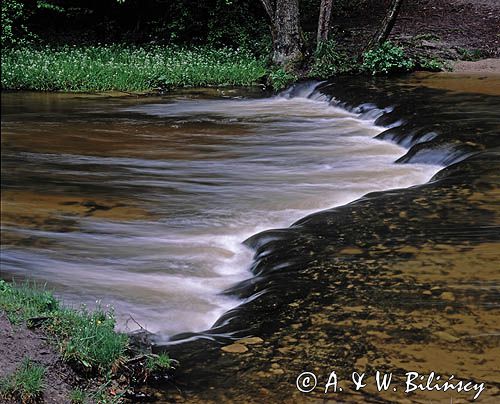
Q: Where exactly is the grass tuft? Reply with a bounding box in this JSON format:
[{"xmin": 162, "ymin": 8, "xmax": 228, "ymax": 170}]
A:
[
  {"xmin": 0, "ymin": 358, "xmax": 46, "ymax": 403},
  {"xmin": 0, "ymin": 280, "xmax": 128, "ymax": 374},
  {"xmin": 146, "ymin": 353, "xmax": 172, "ymax": 372},
  {"xmin": 69, "ymin": 388, "xmax": 87, "ymax": 404}
]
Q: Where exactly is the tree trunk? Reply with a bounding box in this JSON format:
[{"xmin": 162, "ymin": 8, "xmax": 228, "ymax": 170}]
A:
[
  {"xmin": 271, "ymin": 0, "xmax": 303, "ymax": 68},
  {"xmin": 259, "ymin": 0, "xmax": 274, "ymax": 22},
  {"xmin": 317, "ymin": 0, "xmax": 333, "ymax": 47},
  {"xmin": 367, "ymin": 0, "xmax": 403, "ymax": 49}
]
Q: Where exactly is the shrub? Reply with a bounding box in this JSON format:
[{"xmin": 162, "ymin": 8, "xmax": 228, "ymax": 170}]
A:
[
  {"xmin": 456, "ymin": 47, "xmax": 483, "ymax": 61},
  {"xmin": 361, "ymin": 41, "xmax": 415, "ymax": 75}
]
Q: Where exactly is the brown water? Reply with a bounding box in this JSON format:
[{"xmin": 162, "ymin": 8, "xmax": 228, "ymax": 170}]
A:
[{"xmin": 0, "ymin": 83, "xmax": 440, "ymax": 337}]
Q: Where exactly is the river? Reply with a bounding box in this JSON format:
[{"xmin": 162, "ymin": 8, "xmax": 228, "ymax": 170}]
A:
[{"xmin": 1, "ymin": 83, "xmax": 441, "ymax": 337}]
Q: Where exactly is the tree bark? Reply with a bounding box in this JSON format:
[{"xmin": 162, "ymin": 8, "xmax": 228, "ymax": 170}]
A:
[
  {"xmin": 367, "ymin": 0, "xmax": 403, "ymax": 49},
  {"xmin": 259, "ymin": 0, "xmax": 274, "ymax": 21},
  {"xmin": 272, "ymin": 0, "xmax": 303, "ymax": 67},
  {"xmin": 317, "ymin": 0, "xmax": 333, "ymax": 47}
]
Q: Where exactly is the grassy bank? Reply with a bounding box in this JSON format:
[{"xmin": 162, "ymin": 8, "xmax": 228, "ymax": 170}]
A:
[
  {"xmin": 1, "ymin": 42, "xmax": 447, "ymax": 93},
  {"xmin": 0, "ymin": 280, "xmax": 128, "ymax": 373},
  {"xmin": 1, "ymin": 45, "xmax": 267, "ymax": 92},
  {"xmin": 0, "ymin": 280, "xmax": 172, "ymax": 402}
]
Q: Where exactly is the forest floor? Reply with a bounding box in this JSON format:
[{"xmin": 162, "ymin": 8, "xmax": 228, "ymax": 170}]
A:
[
  {"xmin": 336, "ymin": 0, "xmax": 499, "ymax": 64},
  {"xmin": 396, "ymin": 0, "xmax": 499, "ymax": 58}
]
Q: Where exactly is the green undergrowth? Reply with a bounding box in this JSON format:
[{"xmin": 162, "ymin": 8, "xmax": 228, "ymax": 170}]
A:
[
  {"xmin": 0, "ymin": 280, "xmax": 128, "ymax": 374},
  {"xmin": 0, "ymin": 358, "xmax": 46, "ymax": 403},
  {"xmin": 361, "ymin": 41, "xmax": 415, "ymax": 75},
  {"xmin": 1, "ymin": 45, "xmax": 267, "ymax": 92},
  {"xmin": 1, "ymin": 41, "xmax": 446, "ymax": 93},
  {"xmin": 309, "ymin": 40, "xmax": 352, "ymax": 78},
  {"xmin": 1, "ymin": 280, "xmax": 175, "ymax": 401}
]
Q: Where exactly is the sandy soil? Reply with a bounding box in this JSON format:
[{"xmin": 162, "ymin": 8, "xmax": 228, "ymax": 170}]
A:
[{"xmin": 451, "ymin": 58, "xmax": 500, "ymax": 73}]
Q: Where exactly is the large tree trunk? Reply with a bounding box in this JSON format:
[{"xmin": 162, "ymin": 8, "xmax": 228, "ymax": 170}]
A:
[
  {"xmin": 367, "ymin": 0, "xmax": 403, "ymax": 49},
  {"xmin": 317, "ymin": 0, "xmax": 333, "ymax": 47},
  {"xmin": 271, "ymin": 0, "xmax": 304, "ymax": 68}
]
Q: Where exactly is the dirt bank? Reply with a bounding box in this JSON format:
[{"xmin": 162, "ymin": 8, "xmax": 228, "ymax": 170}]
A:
[
  {"xmin": 451, "ymin": 58, "xmax": 500, "ymax": 73},
  {"xmin": 0, "ymin": 313, "xmax": 77, "ymax": 403}
]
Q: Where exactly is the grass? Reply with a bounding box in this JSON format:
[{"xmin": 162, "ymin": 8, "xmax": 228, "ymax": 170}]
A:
[
  {"xmin": 0, "ymin": 280, "xmax": 128, "ymax": 374},
  {"xmin": 1, "ymin": 44, "xmax": 267, "ymax": 92},
  {"xmin": 69, "ymin": 388, "xmax": 87, "ymax": 404},
  {"xmin": 0, "ymin": 358, "xmax": 46, "ymax": 403},
  {"xmin": 146, "ymin": 353, "xmax": 172, "ymax": 372}
]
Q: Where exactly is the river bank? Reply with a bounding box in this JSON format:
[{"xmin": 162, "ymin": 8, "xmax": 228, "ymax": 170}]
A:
[
  {"xmin": 2, "ymin": 0, "xmax": 499, "ymax": 94},
  {"xmin": 0, "ymin": 280, "xmax": 175, "ymax": 403}
]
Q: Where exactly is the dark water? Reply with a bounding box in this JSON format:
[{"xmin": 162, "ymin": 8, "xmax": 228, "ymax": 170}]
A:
[{"xmin": 1, "ymin": 84, "xmax": 440, "ymax": 337}]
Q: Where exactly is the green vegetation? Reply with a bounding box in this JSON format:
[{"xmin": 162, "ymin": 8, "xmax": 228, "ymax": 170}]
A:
[
  {"xmin": 361, "ymin": 41, "xmax": 415, "ymax": 75},
  {"xmin": 0, "ymin": 0, "xmax": 449, "ymax": 93},
  {"xmin": 1, "ymin": 45, "xmax": 267, "ymax": 92},
  {"xmin": 0, "ymin": 358, "xmax": 46, "ymax": 403},
  {"xmin": 69, "ymin": 388, "xmax": 88, "ymax": 404},
  {"xmin": 456, "ymin": 47, "xmax": 484, "ymax": 61},
  {"xmin": 1, "ymin": 0, "xmax": 28, "ymax": 47},
  {"xmin": 418, "ymin": 57, "xmax": 446, "ymax": 72},
  {"xmin": 309, "ymin": 40, "xmax": 352, "ymax": 78},
  {"xmin": 0, "ymin": 0, "xmax": 492, "ymax": 91},
  {"xmin": 146, "ymin": 353, "xmax": 172, "ymax": 372},
  {"xmin": 0, "ymin": 280, "xmax": 128, "ymax": 374},
  {"xmin": 267, "ymin": 68, "xmax": 297, "ymax": 91}
]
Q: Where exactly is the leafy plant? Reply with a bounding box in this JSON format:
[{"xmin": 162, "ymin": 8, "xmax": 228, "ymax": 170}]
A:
[
  {"xmin": 456, "ymin": 47, "xmax": 483, "ymax": 61},
  {"xmin": 362, "ymin": 41, "xmax": 415, "ymax": 75},
  {"xmin": 418, "ymin": 57, "xmax": 445, "ymax": 72},
  {"xmin": 0, "ymin": 358, "xmax": 46, "ymax": 403},
  {"xmin": 146, "ymin": 353, "xmax": 172, "ymax": 372},
  {"xmin": 70, "ymin": 388, "xmax": 88, "ymax": 404},
  {"xmin": 53, "ymin": 305, "xmax": 128, "ymax": 373},
  {"xmin": 1, "ymin": 0, "xmax": 31, "ymax": 47},
  {"xmin": 267, "ymin": 68, "xmax": 297, "ymax": 91},
  {"xmin": 309, "ymin": 40, "xmax": 352, "ymax": 78}
]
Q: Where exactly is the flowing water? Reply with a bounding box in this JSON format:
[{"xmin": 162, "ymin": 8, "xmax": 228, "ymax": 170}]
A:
[{"xmin": 1, "ymin": 83, "xmax": 440, "ymax": 337}]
